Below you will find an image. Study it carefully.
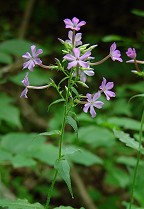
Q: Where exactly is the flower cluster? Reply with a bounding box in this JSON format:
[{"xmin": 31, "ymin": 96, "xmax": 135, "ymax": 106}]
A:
[{"xmin": 21, "ymin": 17, "xmax": 123, "ymax": 117}]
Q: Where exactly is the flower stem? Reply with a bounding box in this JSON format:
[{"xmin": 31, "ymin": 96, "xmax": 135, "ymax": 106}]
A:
[
  {"xmin": 129, "ymin": 109, "xmax": 144, "ymax": 209},
  {"xmin": 90, "ymin": 54, "xmax": 110, "ymax": 66},
  {"xmin": 45, "ymin": 72, "xmax": 73, "ymax": 209}
]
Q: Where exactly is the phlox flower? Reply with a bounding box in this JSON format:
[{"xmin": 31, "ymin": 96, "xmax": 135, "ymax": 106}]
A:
[
  {"xmin": 22, "ymin": 45, "xmax": 43, "ymax": 71},
  {"xmin": 63, "ymin": 48, "xmax": 91, "ymax": 69},
  {"xmin": 110, "ymin": 42, "xmax": 123, "ymax": 62},
  {"xmin": 64, "ymin": 17, "xmax": 86, "ymax": 31},
  {"xmin": 73, "ymin": 68, "xmax": 94, "ymax": 83},
  {"xmin": 99, "ymin": 77, "xmax": 115, "ymax": 100},
  {"xmin": 126, "ymin": 48, "xmax": 136, "ymax": 59},
  {"xmin": 20, "ymin": 72, "xmax": 29, "ymax": 98},
  {"xmin": 83, "ymin": 92, "xmax": 104, "ymax": 118},
  {"xmin": 66, "ymin": 30, "xmax": 82, "ymax": 46}
]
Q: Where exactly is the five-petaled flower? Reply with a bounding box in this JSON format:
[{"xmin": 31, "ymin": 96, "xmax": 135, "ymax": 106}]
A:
[
  {"xmin": 20, "ymin": 72, "xmax": 29, "ymax": 98},
  {"xmin": 63, "ymin": 48, "xmax": 91, "ymax": 69},
  {"xmin": 110, "ymin": 42, "xmax": 123, "ymax": 62},
  {"xmin": 22, "ymin": 45, "xmax": 43, "ymax": 71},
  {"xmin": 64, "ymin": 17, "xmax": 86, "ymax": 31},
  {"xmin": 83, "ymin": 92, "xmax": 104, "ymax": 118},
  {"xmin": 99, "ymin": 77, "xmax": 115, "ymax": 100},
  {"xmin": 66, "ymin": 30, "xmax": 82, "ymax": 47},
  {"xmin": 126, "ymin": 48, "xmax": 136, "ymax": 59}
]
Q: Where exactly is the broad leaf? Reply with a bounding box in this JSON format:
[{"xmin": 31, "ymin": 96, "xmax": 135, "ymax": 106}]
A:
[
  {"xmin": 0, "ymin": 199, "xmax": 44, "ymax": 209},
  {"xmin": 114, "ymin": 129, "xmax": 144, "ymax": 152},
  {"xmin": 48, "ymin": 99, "xmax": 65, "ymax": 111},
  {"xmin": 55, "ymin": 158, "xmax": 73, "ymax": 197},
  {"xmin": 0, "ymin": 52, "xmax": 12, "ymax": 64}
]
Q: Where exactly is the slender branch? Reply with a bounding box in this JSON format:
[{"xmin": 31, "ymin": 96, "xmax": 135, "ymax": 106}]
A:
[
  {"xmin": 18, "ymin": 0, "xmax": 35, "ymax": 39},
  {"xmin": 90, "ymin": 54, "xmax": 110, "ymax": 66}
]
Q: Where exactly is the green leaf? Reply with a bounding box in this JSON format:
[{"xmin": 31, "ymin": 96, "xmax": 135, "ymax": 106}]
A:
[
  {"xmin": 129, "ymin": 94, "xmax": 144, "ymax": 102},
  {"xmin": 66, "ymin": 115, "xmax": 78, "ymax": 133},
  {"xmin": 62, "ymin": 145, "xmax": 80, "ymax": 155},
  {"xmin": 78, "ymin": 126, "xmax": 115, "ymax": 148},
  {"xmin": 0, "ymin": 199, "xmax": 44, "ymax": 209},
  {"xmin": 0, "ymin": 52, "xmax": 12, "ymax": 64},
  {"xmin": 1, "ymin": 133, "xmax": 46, "ymax": 154},
  {"xmin": 40, "ymin": 130, "xmax": 61, "ymax": 136},
  {"xmin": 71, "ymin": 86, "xmax": 79, "ymax": 97},
  {"xmin": 0, "ymin": 93, "xmax": 21, "ymax": 128},
  {"xmin": 102, "ymin": 35, "xmax": 124, "ymax": 42},
  {"xmin": 11, "ymin": 155, "xmax": 36, "ymax": 168},
  {"xmin": 0, "ymin": 39, "xmax": 49, "ymax": 56},
  {"xmin": 113, "ymin": 129, "xmax": 144, "ymax": 152},
  {"xmin": 108, "ymin": 117, "xmax": 142, "ymax": 131},
  {"xmin": 0, "ymin": 150, "xmax": 12, "ymax": 162},
  {"xmin": 131, "ymin": 9, "xmax": 144, "ymax": 17},
  {"xmin": 54, "ymin": 207, "xmax": 75, "ymax": 209},
  {"xmin": 116, "ymin": 156, "xmax": 143, "ymax": 167},
  {"xmin": 48, "ymin": 98, "xmax": 65, "ymax": 111},
  {"xmin": 55, "ymin": 158, "xmax": 73, "ymax": 198},
  {"xmin": 69, "ymin": 147, "xmax": 103, "ymax": 166},
  {"xmin": 10, "ymin": 68, "xmax": 53, "ymax": 86}
]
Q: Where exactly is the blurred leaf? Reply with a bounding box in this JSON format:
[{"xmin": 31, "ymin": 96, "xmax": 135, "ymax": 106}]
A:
[
  {"xmin": 11, "ymin": 155, "xmax": 36, "ymax": 168},
  {"xmin": 0, "ymin": 93, "xmax": 21, "ymax": 128},
  {"xmin": 0, "ymin": 199, "xmax": 44, "ymax": 209},
  {"xmin": 128, "ymin": 82, "xmax": 144, "ymax": 93},
  {"xmin": 114, "ymin": 129, "xmax": 144, "ymax": 152},
  {"xmin": 54, "ymin": 206, "xmax": 76, "ymax": 209},
  {"xmin": 48, "ymin": 99, "xmax": 65, "ymax": 111},
  {"xmin": 131, "ymin": 9, "xmax": 144, "ymax": 17},
  {"xmin": 69, "ymin": 147, "xmax": 103, "ymax": 166},
  {"xmin": 0, "ymin": 150, "xmax": 12, "ymax": 162},
  {"xmin": 78, "ymin": 126, "xmax": 115, "ymax": 148},
  {"xmin": 102, "ymin": 35, "xmax": 125, "ymax": 42},
  {"xmin": 109, "ymin": 117, "xmax": 142, "ymax": 131},
  {"xmin": 0, "ymin": 39, "xmax": 49, "ymax": 56},
  {"xmin": 55, "ymin": 158, "xmax": 73, "ymax": 197},
  {"xmin": 10, "ymin": 68, "xmax": 53, "ymax": 86},
  {"xmin": 1, "ymin": 133, "xmax": 46, "ymax": 154},
  {"xmin": 33, "ymin": 144, "xmax": 58, "ymax": 166},
  {"xmin": 62, "ymin": 145, "xmax": 80, "ymax": 155},
  {"xmin": 40, "ymin": 130, "xmax": 61, "ymax": 136},
  {"xmin": 129, "ymin": 94, "xmax": 144, "ymax": 102},
  {"xmin": 116, "ymin": 156, "xmax": 143, "ymax": 167},
  {"xmin": 0, "ymin": 52, "xmax": 12, "ymax": 64}
]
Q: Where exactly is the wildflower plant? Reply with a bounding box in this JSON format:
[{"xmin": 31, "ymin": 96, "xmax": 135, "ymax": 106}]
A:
[{"xmin": 21, "ymin": 17, "xmax": 122, "ymax": 208}]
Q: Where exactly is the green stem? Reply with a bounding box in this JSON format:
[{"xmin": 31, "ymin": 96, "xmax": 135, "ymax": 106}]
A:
[
  {"xmin": 129, "ymin": 109, "xmax": 144, "ymax": 209},
  {"xmin": 45, "ymin": 71, "xmax": 73, "ymax": 209}
]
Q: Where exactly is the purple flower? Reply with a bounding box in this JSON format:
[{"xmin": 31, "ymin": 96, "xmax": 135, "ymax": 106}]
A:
[
  {"xmin": 83, "ymin": 92, "xmax": 104, "ymax": 118},
  {"xmin": 64, "ymin": 17, "xmax": 86, "ymax": 31},
  {"xmin": 20, "ymin": 72, "xmax": 29, "ymax": 98},
  {"xmin": 99, "ymin": 77, "xmax": 115, "ymax": 100},
  {"xmin": 73, "ymin": 68, "xmax": 94, "ymax": 83},
  {"xmin": 110, "ymin": 42, "xmax": 123, "ymax": 62},
  {"xmin": 22, "ymin": 45, "xmax": 43, "ymax": 71},
  {"xmin": 63, "ymin": 48, "xmax": 91, "ymax": 69},
  {"xmin": 66, "ymin": 30, "xmax": 82, "ymax": 46},
  {"xmin": 126, "ymin": 48, "xmax": 136, "ymax": 59}
]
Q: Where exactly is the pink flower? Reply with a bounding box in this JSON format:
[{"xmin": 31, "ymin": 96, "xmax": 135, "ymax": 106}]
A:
[
  {"xmin": 64, "ymin": 17, "xmax": 86, "ymax": 31},
  {"xmin": 83, "ymin": 92, "xmax": 104, "ymax": 118},
  {"xmin": 66, "ymin": 30, "xmax": 82, "ymax": 46},
  {"xmin": 126, "ymin": 48, "xmax": 136, "ymax": 59},
  {"xmin": 63, "ymin": 48, "xmax": 91, "ymax": 69},
  {"xmin": 99, "ymin": 77, "xmax": 115, "ymax": 100},
  {"xmin": 22, "ymin": 45, "xmax": 43, "ymax": 71},
  {"xmin": 110, "ymin": 42, "xmax": 123, "ymax": 62}
]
